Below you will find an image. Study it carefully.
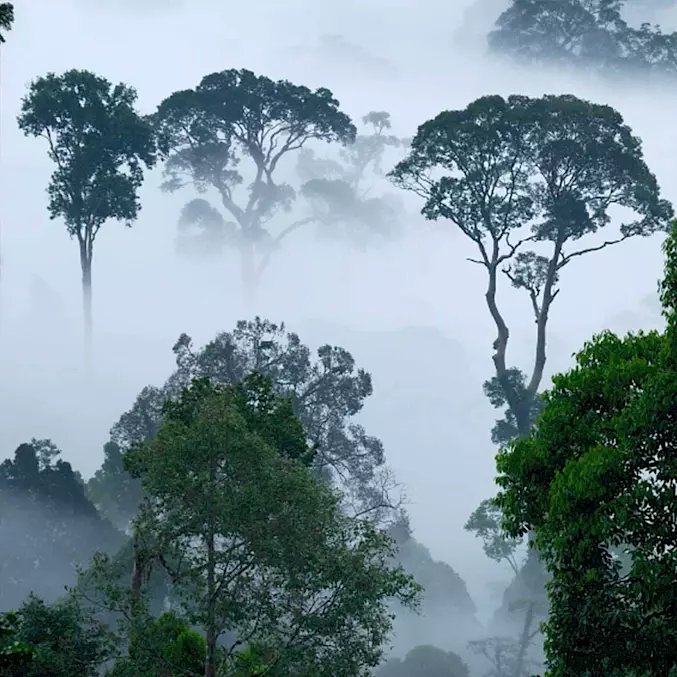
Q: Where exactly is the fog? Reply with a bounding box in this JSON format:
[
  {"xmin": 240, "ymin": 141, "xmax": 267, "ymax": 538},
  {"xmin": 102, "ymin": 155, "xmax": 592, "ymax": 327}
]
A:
[{"xmin": 1, "ymin": 0, "xmax": 675, "ymax": 643}]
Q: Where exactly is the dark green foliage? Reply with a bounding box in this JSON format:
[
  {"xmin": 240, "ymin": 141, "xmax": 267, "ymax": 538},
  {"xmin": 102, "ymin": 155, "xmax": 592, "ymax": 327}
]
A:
[
  {"xmin": 297, "ymin": 110, "xmax": 408, "ymax": 245},
  {"xmin": 95, "ymin": 318, "xmax": 396, "ymax": 529},
  {"xmin": 0, "ymin": 612, "xmax": 32, "ymax": 676},
  {"xmin": 375, "ymin": 645, "xmax": 470, "ymax": 677},
  {"xmin": 0, "ymin": 3, "xmax": 13, "ymax": 42},
  {"xmin": 107, "ymin": 611, "xmax": 205, "ymax": 677},
  {"xmin": 489, "ymin": 0, "xmax": 677, "ymax": 77},
  {"xmin": 16, "ymin": 69, "xmax": 157, "ymax": 343},
  {"xmin": 494, "ymin": 221, "xmax": 677, "ymax": 675},
  {"xmin": 114, "ymin": 377, "xmax": 420, "ymax": 677},
  {"xmin": 0, "ymin": 440, "xmax": 124, "ymax": 609},
  {"xmin": 7, "ymin": 594, "xmax": 112, "ymax": 677},
  {"xmin": 154, "ymin": 68, "xmax": 355, "ymax": 293},
  {"xmin": 390, "ymin": 93, "xmax": 673, "ymax": 444}
]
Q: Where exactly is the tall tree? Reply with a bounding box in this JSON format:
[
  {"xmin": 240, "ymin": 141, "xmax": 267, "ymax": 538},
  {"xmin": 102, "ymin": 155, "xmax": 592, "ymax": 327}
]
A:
[
  {"xmin": 153, "ymin": 68, "xmax": 356, "ymax": 303},
  {"xmin": 297, "ymin": 110, "xmax": 408, "ymax": 246},
  {"xmin": 489, "ymin": 0, "xmax": 677, "ymax": 76},
  {"xmin": 494, "ymin": 221, "xmax": 677, "ymax": 676},
  {"xmin": 90, "ymin": 318, "xmax": 401, "ymax": 531},
  {"xmin": 17, "ymin": 70, "xmax": 157, "ymax": 354},
  {"xmin": 0, "ymin": 3, "xmax": 13, "ymax": 43},
  {"xmin": 92, "ymin": 376, "xmax": 419, "ymax": 677},
  {"xmin": 7, "ymin": 594, "xmax": 112, "ymax": 677},
  {"xmin": 389, "ymin": 93, "xmax": 673, "ymax": 444}
]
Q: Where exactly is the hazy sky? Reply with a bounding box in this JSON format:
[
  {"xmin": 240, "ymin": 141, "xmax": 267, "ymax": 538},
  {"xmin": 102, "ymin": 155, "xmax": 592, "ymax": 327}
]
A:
[{"xmin": 1, "ymin": 0, "xmax": 675, "ymax": 621}]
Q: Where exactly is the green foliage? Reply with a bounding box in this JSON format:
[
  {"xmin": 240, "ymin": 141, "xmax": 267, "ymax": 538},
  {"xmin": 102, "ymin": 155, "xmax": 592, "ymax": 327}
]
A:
[
  {"xmin": 0, "ymin": 440, "xmax": 124, "ymax": 608},
  {"xmin": 375, "ymin": 645, "xmax": 470, "ymax": 677},
  {"xmin": 489, "ymin": 0, "xmax": 677, "ymax": 77},
  {"xmin": 0, "ymin": 612, "xmax": 33, "ymax": 676},
  {"xmin": 7, "ymin": 594, "xmax": 112, "ymax": 677},
  {"xmin": 120, "ymin": 377, "xmax": 419, "ymax": 677},
  {"xmin": 17, "ymin": 70, "xmax": 157, "ymax": 238},
  {"xmin": 494, "ymin": 221, "xmax": 677, "ymax": 674},
  {"xmin": 0, "ymin": 2, "xmax": 13, "ymax": 43},
  {"xmin": 297, "ymin": 110, "xmax": 408, "ymax": 245},
  {"xmin": 98, "ymin": 318, "xmax": 398, "ymax": 530},
  {"xmin": 108, "ymin": 611, "xmax": 205, "ymax": 677},
  {"xmin": 154, "ymin": 68, "xmax": 355, "ymax": 287},
  {"xmin": 464, "ymin": 497, "xmax": 521, "ymax": 574},
  {"xmin": 390, "ymin": 92, "xmax": 673, "ymax": 444}
]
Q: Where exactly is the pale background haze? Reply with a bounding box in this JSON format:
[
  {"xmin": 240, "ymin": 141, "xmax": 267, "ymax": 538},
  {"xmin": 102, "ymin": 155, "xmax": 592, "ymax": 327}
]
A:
[{"xmin": 1, "ymin": 0, "xmax": 675, "ymax": 622}]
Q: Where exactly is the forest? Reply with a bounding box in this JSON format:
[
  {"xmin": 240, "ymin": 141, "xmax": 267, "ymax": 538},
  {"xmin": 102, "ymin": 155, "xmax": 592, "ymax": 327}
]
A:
[{"xmin": 2, "ymin": 0, "xmax": 677, "ymax": 676}]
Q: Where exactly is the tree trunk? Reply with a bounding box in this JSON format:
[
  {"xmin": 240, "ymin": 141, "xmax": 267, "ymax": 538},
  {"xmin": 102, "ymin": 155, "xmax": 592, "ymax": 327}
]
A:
[
  {"xmin": 79, "ymin": 242, "xmax": 93, "ymax": 363},
  {"xmin": 205, "ymin": 534, "xmax": 217, "ymax": 677},
  {"xmin": 205, "ymin": 444, "xmax": 218, "ymax": 677}
]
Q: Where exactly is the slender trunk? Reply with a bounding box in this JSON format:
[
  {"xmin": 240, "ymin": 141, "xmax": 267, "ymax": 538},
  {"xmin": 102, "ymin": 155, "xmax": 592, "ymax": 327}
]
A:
[
  {"xmin": 205, "ymin": 446, "xmax": 218, "ymax": 677},
  {"xmin": 205, "ymin": 533, "xmax": 217, "ymax": 677},
  {"xmin": 79, "ymin": 240, "xmax": 93, "ymax": 363}
]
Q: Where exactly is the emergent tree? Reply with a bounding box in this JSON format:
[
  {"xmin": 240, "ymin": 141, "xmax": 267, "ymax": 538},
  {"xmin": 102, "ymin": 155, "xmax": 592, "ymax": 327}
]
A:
[
  {"xmin": 17, "ymin": 70, "xmax": 157, "ymax": 354},
  {"xmin": 153, "ymin": 68, "xmax": 356, "ymax": 301},
  {"xmin": 297, "ymin": 110, "xmax": 408, "ymax": 245},
  {"xmin": 389, "ymin": 93, "xmax": 673, "ymax": 445}
]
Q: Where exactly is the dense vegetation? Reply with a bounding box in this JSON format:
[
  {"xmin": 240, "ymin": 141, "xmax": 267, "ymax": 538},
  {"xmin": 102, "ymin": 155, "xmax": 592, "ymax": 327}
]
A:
[{"xmin": 3, "ymin": 1, "xmax": 677, "ymax": 675}]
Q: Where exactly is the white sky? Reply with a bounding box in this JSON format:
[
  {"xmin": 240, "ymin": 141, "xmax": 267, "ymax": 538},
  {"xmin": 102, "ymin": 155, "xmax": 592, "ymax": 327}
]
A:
[{"xmin": 1, "ymin": 0, "xmax": 675, "ymax": 620}]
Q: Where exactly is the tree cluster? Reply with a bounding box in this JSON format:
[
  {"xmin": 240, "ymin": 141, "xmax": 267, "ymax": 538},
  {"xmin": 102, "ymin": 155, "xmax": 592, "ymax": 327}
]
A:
[{"xmin": 489, "ymin": 0, "xmax": 677, "ymax": 77}]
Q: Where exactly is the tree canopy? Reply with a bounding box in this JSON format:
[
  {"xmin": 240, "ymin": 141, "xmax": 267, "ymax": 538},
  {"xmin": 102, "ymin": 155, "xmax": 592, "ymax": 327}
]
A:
[
  {"xmin": 154, "ymin": 68, "xmax": 356, "ymax": 298},
  {"xmin": 494, "ymin": 222, "xmax": 677, "ymax": 675},
  {"xmin": 297, "ymin": 110, "xmax": 408, "ymax": 246},
  {"xmin": 91, "ymin": 376, "xmax": 419, "ymax": 677},
  {"xmin": 0, "ymin": 3, "xmax": 13, "ymax": 43},
  {"xmin": 489, "ymin": 0, "xmax": 677, "ymax": 77},
  {"xmin": 90, "ymin": 318, "xmax": 400, "ymax": 531}
]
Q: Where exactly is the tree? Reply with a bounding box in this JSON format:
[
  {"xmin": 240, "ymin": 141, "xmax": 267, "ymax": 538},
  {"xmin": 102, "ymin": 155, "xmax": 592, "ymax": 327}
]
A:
[
  {"xmin": 375, "ymin": 645, "xmax": 470, "ymax": 677},
  {"xmin": 465, "ymin": 498, "xmax": 521, "ymax": 577},
  {"xmin": 297, "ymin": 111, "xmax": 408, "ymax": 246},
  {"xmin": 95, "ymin": 376, "xmax": 419, "ymax": 677},
  {"xmin": 0, "ymin": 3, "xmax": 13, "ymax": 43},
  {"xmin": 7, "ymin": 593, "xmax": 112, "ymax": 677},
  {"xmin": 488, "ymin": 0, "xmax": 677, "ymax": 77},
  {"xmin": 493, "ymin": 221, "xmax": 677, "ymax": 676},
  {"xmin": 0, "ymin": 612, "xmax": 33, "ymax": 676},
  {"xmin": 389, "ymin": 93, "xmax": 673, "ymax": 445},
  {"xmin": 87, "ymin": 441, "xmax": 144, "ymax": 533},
  {"xmin": 107, "ymin": 611, "xmax": 205, "ymax": 677},
  {"xmin": 0, "ymin": 439, "xmax": 124, "ymax": 608},
  {"xmin": 465, "ymin": 501, "xmax": 546, "ymax": 677},
  {"xmin": 153, "ymin": 68, "xmax": 356, "ymax": 302},
  {"xmin": 17, "ymin": 70, "xmax": 157, "ymax": 354},
  {"xmin": 93, "ymin": 318, "xmax": 401, "ymax": 530}
]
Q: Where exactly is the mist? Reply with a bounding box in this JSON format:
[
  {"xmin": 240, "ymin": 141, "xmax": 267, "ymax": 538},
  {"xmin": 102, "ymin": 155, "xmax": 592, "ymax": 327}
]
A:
[{"xmin": 1, "ymin": 0, "xmax": 676, "ymax": 669}]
